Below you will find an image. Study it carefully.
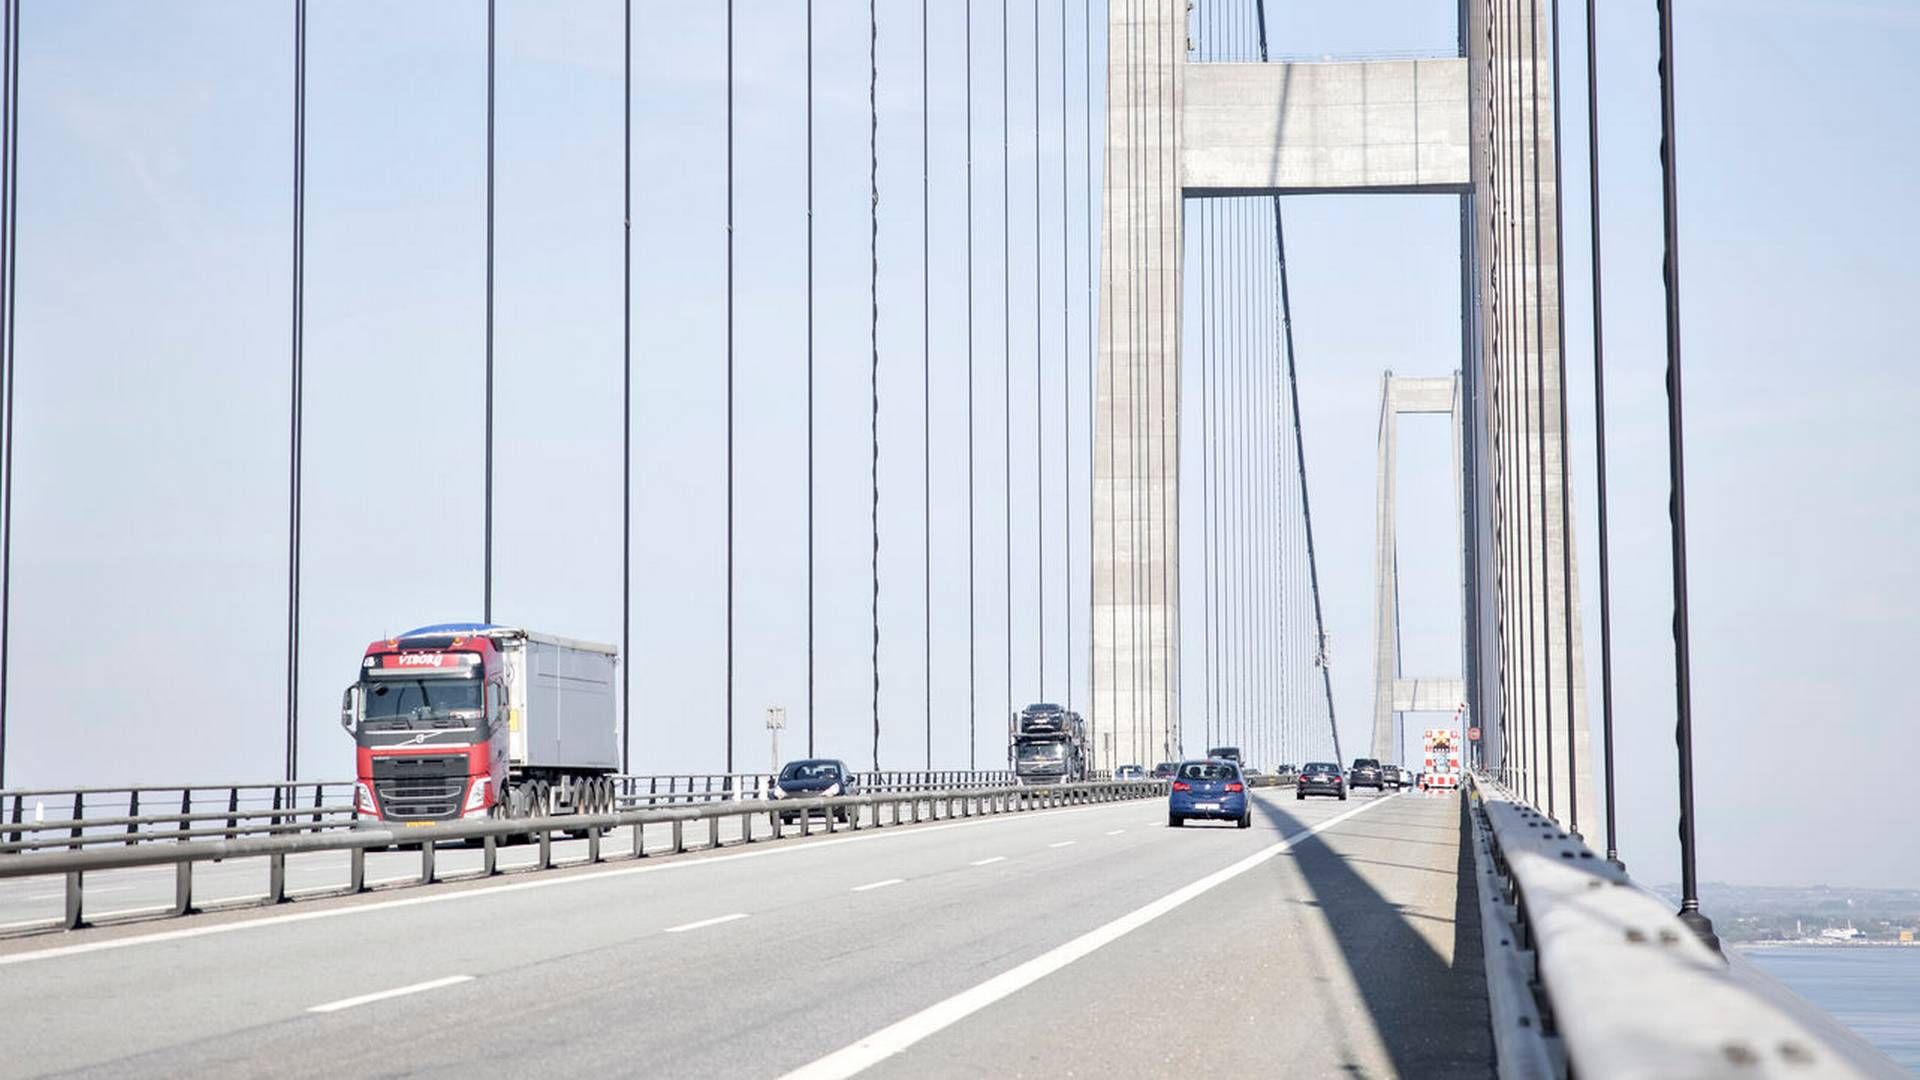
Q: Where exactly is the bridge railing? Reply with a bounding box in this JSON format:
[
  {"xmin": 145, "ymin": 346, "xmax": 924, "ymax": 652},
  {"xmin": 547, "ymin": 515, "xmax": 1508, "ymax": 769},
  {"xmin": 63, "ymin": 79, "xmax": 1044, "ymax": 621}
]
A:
[
  {"xmin": 1468, "ymin": 774, "xmax": 1896, "ymax": 1078},
  {"xmin": 614, "ymin": 770, "xmax": 1021, "ymax": 806},
  {"xmin": 0, "ymin": 770, "xmax": 1026, "ymax": 852},
  {"xmin": 2, "ymin": 782, "xmax": 355, "ymax": 852},
  {"xmin": 0, "ymin": 778, "xmax": 1165, "ymax": 935}
]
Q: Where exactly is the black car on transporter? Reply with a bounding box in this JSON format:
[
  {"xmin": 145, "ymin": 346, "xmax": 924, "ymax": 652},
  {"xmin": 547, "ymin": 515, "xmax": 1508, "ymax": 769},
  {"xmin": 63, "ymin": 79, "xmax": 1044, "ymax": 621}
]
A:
[{"xmin": 1296, "ymin": 761, "xmax": 1346, "ymax": 801}]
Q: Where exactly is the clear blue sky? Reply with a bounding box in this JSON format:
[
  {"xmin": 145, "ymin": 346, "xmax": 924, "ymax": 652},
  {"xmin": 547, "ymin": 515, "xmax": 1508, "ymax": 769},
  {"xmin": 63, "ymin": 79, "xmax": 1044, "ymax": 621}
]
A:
[{"xmin": 1, "ymin": 1, "xmax": 1915, "ymax": 888}]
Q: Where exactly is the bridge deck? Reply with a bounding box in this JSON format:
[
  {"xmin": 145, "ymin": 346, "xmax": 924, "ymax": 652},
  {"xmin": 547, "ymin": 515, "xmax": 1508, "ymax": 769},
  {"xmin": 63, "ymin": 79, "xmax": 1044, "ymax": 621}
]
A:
[{"xmin": 0, "ymin": 789, "xmax": 1490, "ymax": 1078}]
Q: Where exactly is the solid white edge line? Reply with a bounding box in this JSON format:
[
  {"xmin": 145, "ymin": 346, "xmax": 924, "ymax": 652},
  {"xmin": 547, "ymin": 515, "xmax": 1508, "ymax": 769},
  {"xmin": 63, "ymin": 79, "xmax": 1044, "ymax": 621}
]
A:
[
  {"xmin": 0, "ymin": 795, "xmax": 1139, "ymax": 968},
  {"xmin": 967, "ymin": 857, "xmax": 1005, "ymax": 867},
  {"xmin": 307, "ymin": 974, "xmax": 473, "ymax": 1014},
  {"xmin": 663, "ymin": 912, "xmax": 749, "ymax": 934},
  {"xmin": 778, "ymin": 794, "xmax": 1396, "ymax": 1080},
  {"xmin": 850, "ymin": 879, "xmax": 904, "ymax": 893}
]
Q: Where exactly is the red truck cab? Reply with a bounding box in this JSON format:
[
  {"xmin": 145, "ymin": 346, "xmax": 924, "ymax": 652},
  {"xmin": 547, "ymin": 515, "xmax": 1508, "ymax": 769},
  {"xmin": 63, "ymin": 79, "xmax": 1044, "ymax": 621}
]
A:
[{"xmin": 342, "ymin": 626, "xmax": 509, "ymax": 823}]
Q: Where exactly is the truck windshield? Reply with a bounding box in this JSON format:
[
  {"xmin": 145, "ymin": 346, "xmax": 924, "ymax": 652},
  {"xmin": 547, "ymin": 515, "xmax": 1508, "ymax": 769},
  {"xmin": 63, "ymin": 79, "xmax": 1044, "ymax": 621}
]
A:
[
  {"xmin": 1015, "ymin": 743, "xmax": 1066, "ymax": 762},
  {"xmin": 360, "ymin": 676, "xmax": 482, "ymax": 731}
]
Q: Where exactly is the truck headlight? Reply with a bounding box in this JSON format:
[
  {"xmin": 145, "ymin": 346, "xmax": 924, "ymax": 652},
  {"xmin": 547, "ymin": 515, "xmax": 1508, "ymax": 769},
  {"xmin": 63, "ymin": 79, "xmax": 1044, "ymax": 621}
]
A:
[
  {"xmin": 463, "ymin": 778, "xmax": 490, "ymax": 813},
  {"xmin": 355, "ymin": 782, "xmax": 380, "ymax": 818}
]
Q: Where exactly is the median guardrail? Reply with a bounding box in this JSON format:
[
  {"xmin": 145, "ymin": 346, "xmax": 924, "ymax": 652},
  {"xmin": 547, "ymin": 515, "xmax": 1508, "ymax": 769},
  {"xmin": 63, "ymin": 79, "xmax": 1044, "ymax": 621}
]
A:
[
  {"xmin": 0, "ymin": 770, "xmax": 1023, "ymax": 853},
  {"xmin": 1468, "ymin": 774, "xmax": 1898, "ymax": 1079},
  {"xmin": 0, "ymin": 778, "xmax": 1163, "ymax": 935}
]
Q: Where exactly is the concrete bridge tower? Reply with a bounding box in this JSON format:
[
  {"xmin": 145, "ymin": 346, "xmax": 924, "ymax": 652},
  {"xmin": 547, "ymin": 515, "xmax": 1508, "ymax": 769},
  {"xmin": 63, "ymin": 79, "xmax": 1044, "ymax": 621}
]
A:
[{"xmin": 1092, "ymin": 0, "xmax": 1593, "ymax": 830}]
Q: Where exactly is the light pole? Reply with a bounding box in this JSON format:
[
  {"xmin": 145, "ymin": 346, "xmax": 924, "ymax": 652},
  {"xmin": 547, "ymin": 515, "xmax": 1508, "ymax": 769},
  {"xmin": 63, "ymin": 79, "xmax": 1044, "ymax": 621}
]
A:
[{"xmin": 766, "ymin": 706, "xmax": 787, "ymax": 783}]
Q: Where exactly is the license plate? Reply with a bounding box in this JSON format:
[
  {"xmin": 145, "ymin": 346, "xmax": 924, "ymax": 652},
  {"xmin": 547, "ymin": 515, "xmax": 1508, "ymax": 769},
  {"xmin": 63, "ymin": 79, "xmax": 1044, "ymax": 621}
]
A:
[
  {"xmin": 405, "ymin": 821, "xmax": 436, "ymax": 828},
  {"xmin": 1194, "ymin": 802, "xmax": 1219, "ymax": 811}
]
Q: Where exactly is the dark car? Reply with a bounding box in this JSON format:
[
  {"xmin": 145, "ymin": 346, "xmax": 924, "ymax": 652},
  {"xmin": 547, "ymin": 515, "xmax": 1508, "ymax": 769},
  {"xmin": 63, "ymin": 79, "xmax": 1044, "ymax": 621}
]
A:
[
  {"xmin": 1348, "ymin": 758, "xmax": 1384, "ymax": 791},
  {"xmin": 771, "ymin": 759, "xmax": 858, "ymax": 823},
  {"xmin": 1168, "ymin": 760, "xmax": 1250, "ymax": 828},
  {"xmin": 1296, "ymin": 761, "xmax": 1346, "ymax": 801},
  {"xmin": 1151, "ymin": 762, "xmax": 1178, "ymax": 780},
  {"xmin": 1381, "ymin": 764, "xmax": 1405, "ymax": 790}
]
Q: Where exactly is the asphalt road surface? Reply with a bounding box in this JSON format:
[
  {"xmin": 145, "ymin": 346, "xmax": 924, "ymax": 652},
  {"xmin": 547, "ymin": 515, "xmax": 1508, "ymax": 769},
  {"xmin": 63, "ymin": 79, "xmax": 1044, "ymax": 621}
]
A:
[{"xmin": 0, "ymin": 787, "xmax": 1491, "ymax": 1078}]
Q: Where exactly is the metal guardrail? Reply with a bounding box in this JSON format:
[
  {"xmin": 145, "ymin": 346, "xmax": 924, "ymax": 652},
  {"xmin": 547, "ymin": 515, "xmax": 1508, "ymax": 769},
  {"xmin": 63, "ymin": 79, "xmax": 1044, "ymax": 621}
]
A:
[
  {"xmin": 0, "ymin": 771, "xmax": 1023, "ymax": 851},
  {"xmin": 0, "ymin": 779, "xmax": 1164, "ymax": 935},
  {"xmin": 1469, "ymin": 775, "xmax": 1896, "ymax": 1079},
  {"xmin": 613, "ymin": 771, "xmax": 1020, "ymax": 805},
  {"xmin": 3, "ymin": 782, "xmax": 353, "ymax": 850}
]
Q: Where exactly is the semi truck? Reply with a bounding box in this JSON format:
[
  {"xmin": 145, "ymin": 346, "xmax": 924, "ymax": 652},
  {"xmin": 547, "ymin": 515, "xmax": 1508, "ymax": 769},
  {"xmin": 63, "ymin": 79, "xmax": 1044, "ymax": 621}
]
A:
[
  {"xmin": 340, "ymin": 623, "xmax": 620, "ymax": 824},
  {"xmin": 1008, "ymin": 703, "xmax": 1088, "ymax": 785}
]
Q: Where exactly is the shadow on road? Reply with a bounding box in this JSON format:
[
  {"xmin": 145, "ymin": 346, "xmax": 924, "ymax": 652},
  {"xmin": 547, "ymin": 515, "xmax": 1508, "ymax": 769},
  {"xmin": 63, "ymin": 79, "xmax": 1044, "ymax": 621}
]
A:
[{"xmin": 1254, "ymin": 793, "xmax": 1494, "ymax": 1078}]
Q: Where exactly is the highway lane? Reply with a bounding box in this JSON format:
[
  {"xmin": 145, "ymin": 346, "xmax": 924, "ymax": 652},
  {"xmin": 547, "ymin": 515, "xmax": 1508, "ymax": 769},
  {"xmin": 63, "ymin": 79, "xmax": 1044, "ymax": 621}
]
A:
[
  {"xmin": 855, "ymin": 788, "xmax": 1491, "ymax": 1078},
  {"xmin": 0, "ymin": 787, "xmax": 1489, "ymax": 1078}
]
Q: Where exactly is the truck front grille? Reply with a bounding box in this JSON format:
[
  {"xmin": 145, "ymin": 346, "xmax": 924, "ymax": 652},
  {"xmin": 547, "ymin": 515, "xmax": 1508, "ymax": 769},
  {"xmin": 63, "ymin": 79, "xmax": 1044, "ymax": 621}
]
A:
[{"xmin": 371, "ymin": 755, "xmax": 470, "ymax": 820}]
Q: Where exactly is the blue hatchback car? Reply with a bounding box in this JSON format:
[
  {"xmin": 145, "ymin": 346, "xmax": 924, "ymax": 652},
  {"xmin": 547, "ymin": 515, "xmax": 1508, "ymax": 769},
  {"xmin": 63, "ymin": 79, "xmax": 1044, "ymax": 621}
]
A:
[{"xmin": 1168, "ymin": 760, "xmax": 1251, "ymax": 828}]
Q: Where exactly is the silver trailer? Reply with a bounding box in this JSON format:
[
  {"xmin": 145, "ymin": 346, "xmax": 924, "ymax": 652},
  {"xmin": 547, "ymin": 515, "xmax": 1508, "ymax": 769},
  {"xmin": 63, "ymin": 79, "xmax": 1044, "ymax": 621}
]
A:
[{"xmin": 499, "ymin": 630, "xmax": 620, "ymax": 777}]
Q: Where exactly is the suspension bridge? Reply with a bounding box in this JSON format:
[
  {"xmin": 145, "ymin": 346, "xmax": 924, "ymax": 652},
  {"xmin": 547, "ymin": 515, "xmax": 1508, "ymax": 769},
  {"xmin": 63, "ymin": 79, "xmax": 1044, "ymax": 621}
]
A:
[{"xmin": 0, "ymin": 1, "xmax": 1905, "ymax": 1077}]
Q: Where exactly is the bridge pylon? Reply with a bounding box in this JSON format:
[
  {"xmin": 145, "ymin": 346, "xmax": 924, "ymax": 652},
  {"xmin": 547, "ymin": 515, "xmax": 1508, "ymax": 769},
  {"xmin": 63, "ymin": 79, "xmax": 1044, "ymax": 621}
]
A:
[{"xmin": 1369, "ymin": 373, "xmax": 1467, "ymax": 763}]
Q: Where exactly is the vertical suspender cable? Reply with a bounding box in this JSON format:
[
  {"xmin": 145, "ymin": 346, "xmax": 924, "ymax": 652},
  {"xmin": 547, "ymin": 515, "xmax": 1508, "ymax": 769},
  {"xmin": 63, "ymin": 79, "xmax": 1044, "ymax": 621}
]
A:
[
  {"xmin": 1137, "ymin": 0, "xmax": 1153, "ymax": 759},
  {"xmin": 1082, "ymin": 0, "xmax": 1094, "ymax": 727},
  {"xmin": 1209, "ymin": 198, "xmax": 1223, "ymax": 754},
  {"xmin": 1152, "ymin": 0, "xmax": 1170, "ymax": 760},
  {"xmin": 1001, "ymin": 0, "xmax": 1012, "ymax": 744},
  {"xmin": 966, "ymin": 0, "xmax": 977, "ymax": 770},
  {"xmin": 1101, "ymin": 0, "xmax": 1117, "ymax": 770},
  {"xmin": 1032, "ymin": 0, "xmax": 1045, "ymax": 699},
  {"xmin": 1121, "ymin": 0, "xmax": 1134, "ymax": 759},
  {"xmin": 804, "ymin": 0, "xmax": 816, "ymax": 759},
  {"xmin": 1528, "ymin": 0, "xmax": 1556, "ymax": 823},
  {"xmin": 622, "ymin": 0, "xmax": 634, "ymax": 773},
  {"xmin": 1584, "ymin": 0, "xmax": 1620, "ymax": 865},
  {"xmin": 1059, "ymin": 0, "xmax": 1071, "ymax": 715},
  {"xmin": 1655, "ymin": 0, "xmax": 1715, "ymax": 953},
  {"xmin": 0, "ymin": 0, "xmax": 16, "ymax": 787},
  {"xmin": 1273, "ymin": 205, "xmax": 1338, "ymax": 762},
  {"xmin": 725, "ymin": 0, "xmax": 736, "ymax": 776},
  {"xmin": 1548, "ymin": 0, "xmax": 1578, "ymax": 837},
  {"xmin": 1199, "ymin": 201, "xmax": 1211, "ymax": 753},
  {"xmin": 869, "ymin": 0, "xmax": 882, "ymax": 771},
  {"xmin": 285, "ymin": 0, "xmax": 306, "ymax": 783},
  {"xmin": 484, "ymin": 0, "xmax": 495, "ymax": 624},
  {"xmin": 922, "ymin": 0, "xmax": 931, "ymax": 769}
]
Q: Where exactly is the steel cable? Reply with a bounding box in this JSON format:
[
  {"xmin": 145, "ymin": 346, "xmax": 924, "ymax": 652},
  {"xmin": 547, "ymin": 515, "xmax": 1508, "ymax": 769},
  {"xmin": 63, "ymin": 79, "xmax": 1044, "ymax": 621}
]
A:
[
  {"xmin": 622, "ymin": 0, "xmax": 634, "ymax": 773},
  {"xmin": 0, "ymin": 0, "xmax": 17, "ymax": 786},
  {"xmin": 805, "ymin": 0, "xmax": 816, "ymax": 758},
  {"xmin": 922, "ymin": 0, "xmax": 931, "ymax": 770},
  {"xmin": 1548, "ymin": 0, "xmax": 1578, "ymax": 836},
  {"xmin": 726, "ymin": 0, "xmax": 737, "ymax": 776},
  {"xmin": 869, "ymin": 0, "xmax": 882, "ymax": 771},
  {"xmin": 1583, "ymin": 0, "xmax": 1620, "ymax": 864},
  {"xmin": 285, "ymin": 0, "xmax": 306, "ymax": 782},
  {"xmin": 484, "ymin": 0, "xmax": 495, "ymax": 624},
  {"xmin": 966, "ymin": 0, "xmax": 976, "ymax": 770}
]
